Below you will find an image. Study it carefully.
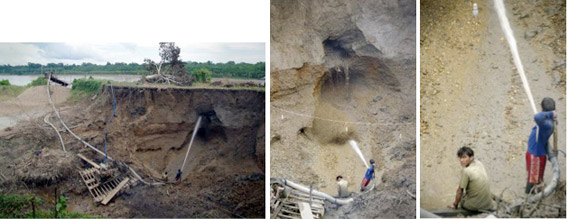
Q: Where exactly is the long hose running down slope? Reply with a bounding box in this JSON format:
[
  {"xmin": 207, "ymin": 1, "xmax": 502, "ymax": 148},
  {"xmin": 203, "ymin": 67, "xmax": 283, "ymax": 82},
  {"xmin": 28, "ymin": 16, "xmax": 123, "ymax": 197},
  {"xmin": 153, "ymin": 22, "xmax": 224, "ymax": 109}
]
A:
[{"xmin": 46, "ymin": 78, "xmax": 164, "ymax": 185}]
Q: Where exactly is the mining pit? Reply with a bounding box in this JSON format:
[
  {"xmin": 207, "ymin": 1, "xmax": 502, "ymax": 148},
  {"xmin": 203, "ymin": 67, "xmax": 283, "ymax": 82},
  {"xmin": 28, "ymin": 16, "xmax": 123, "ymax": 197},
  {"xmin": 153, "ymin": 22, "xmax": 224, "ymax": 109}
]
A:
[
  {"xmin": 270, "ymin": 0, "xmax": 416, "ymax": 217},
  {"xmin": 0, "ymin": 85, "xmax": 265, "ymax": 217}
]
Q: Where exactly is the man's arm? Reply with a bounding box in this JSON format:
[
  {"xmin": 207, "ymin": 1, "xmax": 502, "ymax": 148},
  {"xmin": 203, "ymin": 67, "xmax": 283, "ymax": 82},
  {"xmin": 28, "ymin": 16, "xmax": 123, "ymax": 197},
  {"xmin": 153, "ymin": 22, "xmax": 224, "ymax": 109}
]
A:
[
  {"xmin": 534, "ymin": 111, "xmax": 555, "ymax": 126},
  {"xmin": 448, "ymin": 187, "xmax": 463, "ymax": 209},
  {"xmin": 450, "ymin": 170, "xmax": 469, "ymax": 209}
]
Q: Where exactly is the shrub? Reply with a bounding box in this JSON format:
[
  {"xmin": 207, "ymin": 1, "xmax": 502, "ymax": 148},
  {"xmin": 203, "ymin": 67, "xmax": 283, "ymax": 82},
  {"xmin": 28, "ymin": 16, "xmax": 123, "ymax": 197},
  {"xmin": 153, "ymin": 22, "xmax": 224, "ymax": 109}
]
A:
[
  {"xmin": 71, "ymin": 78, "xmax": 104, "ymax": 94},
  {"xmin": 192, "ymin": 68, "xmax": 212, "ymax": 83},
  {"xmin": 0, "ymin": 194, "xmax": 39, "ymax": 218},
  {"xmin": 0, "ymin": 79, "xmax": 10, "ymax": 86},
  {"xmin": 28, "ymin": 77, "xmax": 48, "ymax": 87}
]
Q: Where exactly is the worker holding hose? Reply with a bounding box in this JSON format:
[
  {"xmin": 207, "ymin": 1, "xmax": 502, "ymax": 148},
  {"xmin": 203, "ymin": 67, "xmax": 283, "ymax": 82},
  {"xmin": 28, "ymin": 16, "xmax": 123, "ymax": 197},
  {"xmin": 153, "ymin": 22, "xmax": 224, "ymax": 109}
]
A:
[
  {"xmin": 360, "ymin": 159, "xmax": 375, "ymax": 191},
  {"xmin": 525, "ymin": 97, "xmax": 556, "ymax": 194}
]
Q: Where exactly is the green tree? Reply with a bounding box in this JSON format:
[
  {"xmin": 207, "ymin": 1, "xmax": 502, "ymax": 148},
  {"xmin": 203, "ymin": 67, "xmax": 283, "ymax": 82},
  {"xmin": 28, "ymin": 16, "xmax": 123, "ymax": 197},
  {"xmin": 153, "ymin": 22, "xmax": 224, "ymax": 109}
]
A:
[{"xmin": 192, "ymin": 68, "xmax": 212, "ymax": 83}]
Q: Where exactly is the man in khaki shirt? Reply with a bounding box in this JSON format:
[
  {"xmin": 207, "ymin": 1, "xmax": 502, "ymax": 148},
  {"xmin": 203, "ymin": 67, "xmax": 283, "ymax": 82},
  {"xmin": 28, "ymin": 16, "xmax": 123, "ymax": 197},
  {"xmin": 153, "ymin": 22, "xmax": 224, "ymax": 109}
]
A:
[
  {"xmin": 336, "ymin": 175, "xmax": 349, "ymax": 198},
  {"xmin": 448, "ymin": 146, "xmax": 496, "ymax": 211}
]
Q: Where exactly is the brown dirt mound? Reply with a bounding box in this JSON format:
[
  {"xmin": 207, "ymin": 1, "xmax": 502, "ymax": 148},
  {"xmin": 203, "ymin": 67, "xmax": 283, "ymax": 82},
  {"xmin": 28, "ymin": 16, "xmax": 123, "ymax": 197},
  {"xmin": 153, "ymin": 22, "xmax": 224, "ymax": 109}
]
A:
[
  {"xmin": 15, "ymin": 147, "xmax": 77, "ymax": 186},
  {"xmin": 13, "ymin": 85, "xmax": 69, "ymax": 106},
  {"xmin": 0, "ymin": 85, "xmax": 69, "ymax": 116}
]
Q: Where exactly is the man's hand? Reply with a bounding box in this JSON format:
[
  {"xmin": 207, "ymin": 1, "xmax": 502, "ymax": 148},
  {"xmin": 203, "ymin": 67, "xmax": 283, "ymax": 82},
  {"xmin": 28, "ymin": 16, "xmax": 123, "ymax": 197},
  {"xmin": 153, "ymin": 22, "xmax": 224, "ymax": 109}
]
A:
[{"xmin": 447, "ymin": 202, "xmax": 457, "ymax": 209}]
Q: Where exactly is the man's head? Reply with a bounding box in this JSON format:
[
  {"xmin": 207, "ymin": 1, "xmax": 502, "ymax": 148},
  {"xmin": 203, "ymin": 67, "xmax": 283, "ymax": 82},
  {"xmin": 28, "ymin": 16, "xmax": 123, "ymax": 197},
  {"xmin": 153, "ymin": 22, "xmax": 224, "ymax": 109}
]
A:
[
  {"xmin": 370, "ymin": 159, "xmax": 375, "ymax": 165},
  {"xmin": 457, "ymin": 146, "xmax": 474, "ymax": 167},
  {"xmin": 336, "ymin": 175, "xmax": 343, "ymax": 181},
  {"xmin": 541, "ymin": 97, "xmax": 555, "ymax": 112}
]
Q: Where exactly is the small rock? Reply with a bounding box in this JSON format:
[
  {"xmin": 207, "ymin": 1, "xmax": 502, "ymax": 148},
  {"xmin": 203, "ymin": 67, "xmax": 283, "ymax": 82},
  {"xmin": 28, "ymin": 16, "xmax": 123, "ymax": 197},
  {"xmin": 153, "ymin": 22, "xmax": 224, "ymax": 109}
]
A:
[
  {"xmin": 524, "ymin": 30, "xmax": 537, "ymax": 39},
  {"xmin": 519, "ymin": 13, "xmax": 530, "ymax": 19},
  {"xmin": 373, "ymin": 95, "xmax": 383, "ymax": 102},
  {"xmin": 554, "ymin": 59, "xmax": 565, "ymax": 69}
]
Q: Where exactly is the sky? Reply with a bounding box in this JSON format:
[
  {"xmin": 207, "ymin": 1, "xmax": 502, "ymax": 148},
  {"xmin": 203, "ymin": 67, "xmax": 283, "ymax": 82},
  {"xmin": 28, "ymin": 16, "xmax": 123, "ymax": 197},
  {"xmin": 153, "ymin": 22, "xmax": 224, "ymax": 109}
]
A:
[{"xmin": 0, "ymin": 42, "xmax": 265, "ymax": 66}]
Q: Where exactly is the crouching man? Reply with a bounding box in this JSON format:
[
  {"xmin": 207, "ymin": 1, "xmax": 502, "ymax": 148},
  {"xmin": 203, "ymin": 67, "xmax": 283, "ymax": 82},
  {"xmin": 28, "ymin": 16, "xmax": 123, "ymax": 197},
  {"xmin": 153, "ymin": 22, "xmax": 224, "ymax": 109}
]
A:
[
  {"xmin": 336, "ymin": 175, "xmax": 349, "ymax": 198},
  {"xmin": 448, "ymin": 146, "xmax": 495, "ymax": 211}
]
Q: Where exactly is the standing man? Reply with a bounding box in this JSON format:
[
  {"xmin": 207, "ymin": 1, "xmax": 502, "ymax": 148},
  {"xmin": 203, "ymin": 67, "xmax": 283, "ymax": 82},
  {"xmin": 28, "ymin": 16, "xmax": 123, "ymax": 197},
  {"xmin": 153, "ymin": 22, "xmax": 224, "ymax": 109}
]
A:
[
  {"xmin": 360, "ymin": 159, "xmax": 375, "ymax": 191},
  {"xmin": 448, "ymin": 146, "xmax": 495, "ymax": 211},
  {"xmin": 175, "ymin": 169, "xmax": 182, "ymax": 182},
  {"xmin": 336, "ymin": 175, "xmax": 349, "ymax": 198},
  {"xmin": 525, "ymin": 97, "xmax": 556, "ymax": 194}
]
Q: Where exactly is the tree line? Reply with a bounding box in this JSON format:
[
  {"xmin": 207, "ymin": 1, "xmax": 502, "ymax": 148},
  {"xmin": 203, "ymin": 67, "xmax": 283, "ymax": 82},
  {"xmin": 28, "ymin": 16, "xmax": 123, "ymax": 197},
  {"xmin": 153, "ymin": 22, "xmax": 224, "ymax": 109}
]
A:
[{"xmin": 0, "ymin": 61, "xmax": 265, "ymax": 79}]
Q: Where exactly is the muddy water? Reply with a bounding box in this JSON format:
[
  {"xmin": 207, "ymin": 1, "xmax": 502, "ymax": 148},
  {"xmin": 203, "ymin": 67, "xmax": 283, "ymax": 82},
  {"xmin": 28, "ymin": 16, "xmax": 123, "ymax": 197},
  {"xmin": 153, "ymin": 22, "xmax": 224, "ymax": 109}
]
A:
[{"xmin": 420, "ymin": 0, "xmax": 566, "ymax": 210}]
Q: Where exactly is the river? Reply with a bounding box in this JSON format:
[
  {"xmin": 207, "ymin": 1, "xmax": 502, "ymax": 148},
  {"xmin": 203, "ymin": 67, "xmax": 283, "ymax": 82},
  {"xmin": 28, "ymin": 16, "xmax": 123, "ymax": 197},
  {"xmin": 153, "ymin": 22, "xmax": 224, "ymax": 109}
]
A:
[{"xmin": 0, "ymin": 74, "xmax": 142, "ymax": 86}]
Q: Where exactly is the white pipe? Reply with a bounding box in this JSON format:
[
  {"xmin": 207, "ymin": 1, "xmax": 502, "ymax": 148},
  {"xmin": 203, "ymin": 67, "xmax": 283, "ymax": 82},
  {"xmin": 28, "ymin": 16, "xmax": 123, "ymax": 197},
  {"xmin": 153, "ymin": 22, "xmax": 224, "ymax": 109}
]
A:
[
  {"xmin": 43, "ymin": 114, "xmax": 67, "ymax": 152},
  {"xmin": 272, "ymin": 178, "xmax": 354, "ymax": 205},
  {"xmin": 128, "ymin": 166, "xmax": 165, "ymax": 186},
  {"xmin": 272, "ymin": 177, "xmax": 379, "ymax": 205},
  {"xmin": 43, "ymin": 114, "xmax": 65, "ymax": 152},
  {"xmin": 181, "ymin": 116, "xmax": 202, "ymax": 171},
  {"xmin": 47, "ymin": 73, "xmax": 112, "ymax": 160},
  {"xmin": 528, "ymin": 146, "xmax": 560, "ymax": 202}
]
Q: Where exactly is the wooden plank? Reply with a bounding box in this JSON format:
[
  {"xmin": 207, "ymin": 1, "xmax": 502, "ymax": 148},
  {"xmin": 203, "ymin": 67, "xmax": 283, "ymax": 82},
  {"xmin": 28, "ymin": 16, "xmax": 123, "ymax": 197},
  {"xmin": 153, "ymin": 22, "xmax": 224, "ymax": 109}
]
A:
[
  {"xmin": 282, "ymin": 204, "xmax": 323, "ymax": 214},
  {"xmin": 93, "ymin": 187, "xmax": 102, "ymax": 198},
  {"xmin": 271, "ymin": 201, "xmax": 284, "ymax": 219},
  {"xmin": 277, "ymin": 213, "xmax": 298, "ymax": 219},
  {"xmin": 281, "ymin": 208, "xmax": 300, "ymax": 215},
  {"xmin": 77, "ymin": 154, "xmax": 101, "ymax": 169},
  {"xmin": 298, "ymin": 202, "xmax": 314, "ymax": 219},
  {"xmin": 101, "ymin": 178, "xmax": 129, "ymax": 205}
]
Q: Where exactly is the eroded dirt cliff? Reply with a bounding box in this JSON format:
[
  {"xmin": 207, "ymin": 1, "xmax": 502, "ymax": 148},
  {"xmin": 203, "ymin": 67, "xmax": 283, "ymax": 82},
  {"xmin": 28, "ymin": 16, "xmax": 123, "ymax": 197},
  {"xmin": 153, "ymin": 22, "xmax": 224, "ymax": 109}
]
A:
[
  {"xmin": 271, "ymin": 0, "xmax": 416, "ymax": 217},
  {"xmin": 0, "ymin": 86, "xmax": 265, "ymax": 217}
]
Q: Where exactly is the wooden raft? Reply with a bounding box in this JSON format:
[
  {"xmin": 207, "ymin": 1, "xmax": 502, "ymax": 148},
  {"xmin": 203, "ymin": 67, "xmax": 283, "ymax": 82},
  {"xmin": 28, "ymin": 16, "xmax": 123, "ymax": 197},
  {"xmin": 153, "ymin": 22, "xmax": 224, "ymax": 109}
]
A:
[
  {"xmin": 77, "ymin": 154, "xmax": 131, "ymax": 205},
  {"xmin": 271, "ymin": 183, "xmax": 325, "ymax": 219}
]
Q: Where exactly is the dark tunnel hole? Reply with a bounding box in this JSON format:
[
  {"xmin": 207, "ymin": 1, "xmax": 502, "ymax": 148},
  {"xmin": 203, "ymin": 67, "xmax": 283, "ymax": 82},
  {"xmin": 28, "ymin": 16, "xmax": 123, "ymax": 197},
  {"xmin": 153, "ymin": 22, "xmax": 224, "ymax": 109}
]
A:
[
  {"xmin": 323, "ymin": 38, "xmax": 351, "ymax": 59},
  {"xmin": 194, "ymin": 107, "xmax": 227, "ymax": 142}
]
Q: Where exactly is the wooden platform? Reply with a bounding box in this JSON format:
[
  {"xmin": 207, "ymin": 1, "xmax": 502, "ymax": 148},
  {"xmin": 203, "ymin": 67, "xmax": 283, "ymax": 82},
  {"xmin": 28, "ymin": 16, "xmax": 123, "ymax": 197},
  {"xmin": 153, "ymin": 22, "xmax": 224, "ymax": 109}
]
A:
[
  {"xmin": 78, "ymin": 153, "xmax": 101, "ymax": 169},
  {"xmin": 271, "ymin": 183, "xmax": 325, "ymax": 219},
  {"xmin": 78, "ymin": 153, "xmax": 134, "ymax": 205}
]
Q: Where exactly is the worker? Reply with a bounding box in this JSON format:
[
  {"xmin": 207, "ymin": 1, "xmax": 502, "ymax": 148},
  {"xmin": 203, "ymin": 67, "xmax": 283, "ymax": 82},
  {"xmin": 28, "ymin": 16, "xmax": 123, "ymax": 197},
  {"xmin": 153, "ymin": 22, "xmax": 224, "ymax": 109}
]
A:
[
  {"xmin": 360, "ymin": 159, "xmax": 375, "ymax": 191},
  {"xmin": 175, "ymin": 169, "xmax": 182, "ymax": 182},
  {"xmin": 162, "ymin": 171, "xmax": 168, "ymax": 182},
  {"xmin": 336, "ymin": 175, "xmax": 349, "ymax": 198},
  {"xmin": 448, "ymin": 146, "xmax": 495, "ymax": 211},
  {"xmin": 525, "ymin": 97, "xmax": 556, "ymax": 194}
]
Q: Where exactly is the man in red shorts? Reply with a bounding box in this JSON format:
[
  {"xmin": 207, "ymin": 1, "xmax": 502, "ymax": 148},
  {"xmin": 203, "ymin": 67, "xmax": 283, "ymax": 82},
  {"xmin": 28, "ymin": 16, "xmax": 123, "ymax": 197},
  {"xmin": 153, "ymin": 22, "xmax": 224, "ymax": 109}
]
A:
[
  {"xmin": 525, "ymin": 97, "xmax": 556, "ymax": 194},
  {"xmin": 360, "ymin": 159, "xmax": 375, "ymax": 191}
]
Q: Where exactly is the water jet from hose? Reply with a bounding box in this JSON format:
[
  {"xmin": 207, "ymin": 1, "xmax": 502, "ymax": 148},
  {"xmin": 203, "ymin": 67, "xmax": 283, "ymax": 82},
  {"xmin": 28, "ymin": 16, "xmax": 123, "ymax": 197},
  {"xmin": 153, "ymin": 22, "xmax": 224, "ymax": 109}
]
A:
[{"xmin": 348, "ymin": 140, "xmax": 369, "ymax": 168}]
